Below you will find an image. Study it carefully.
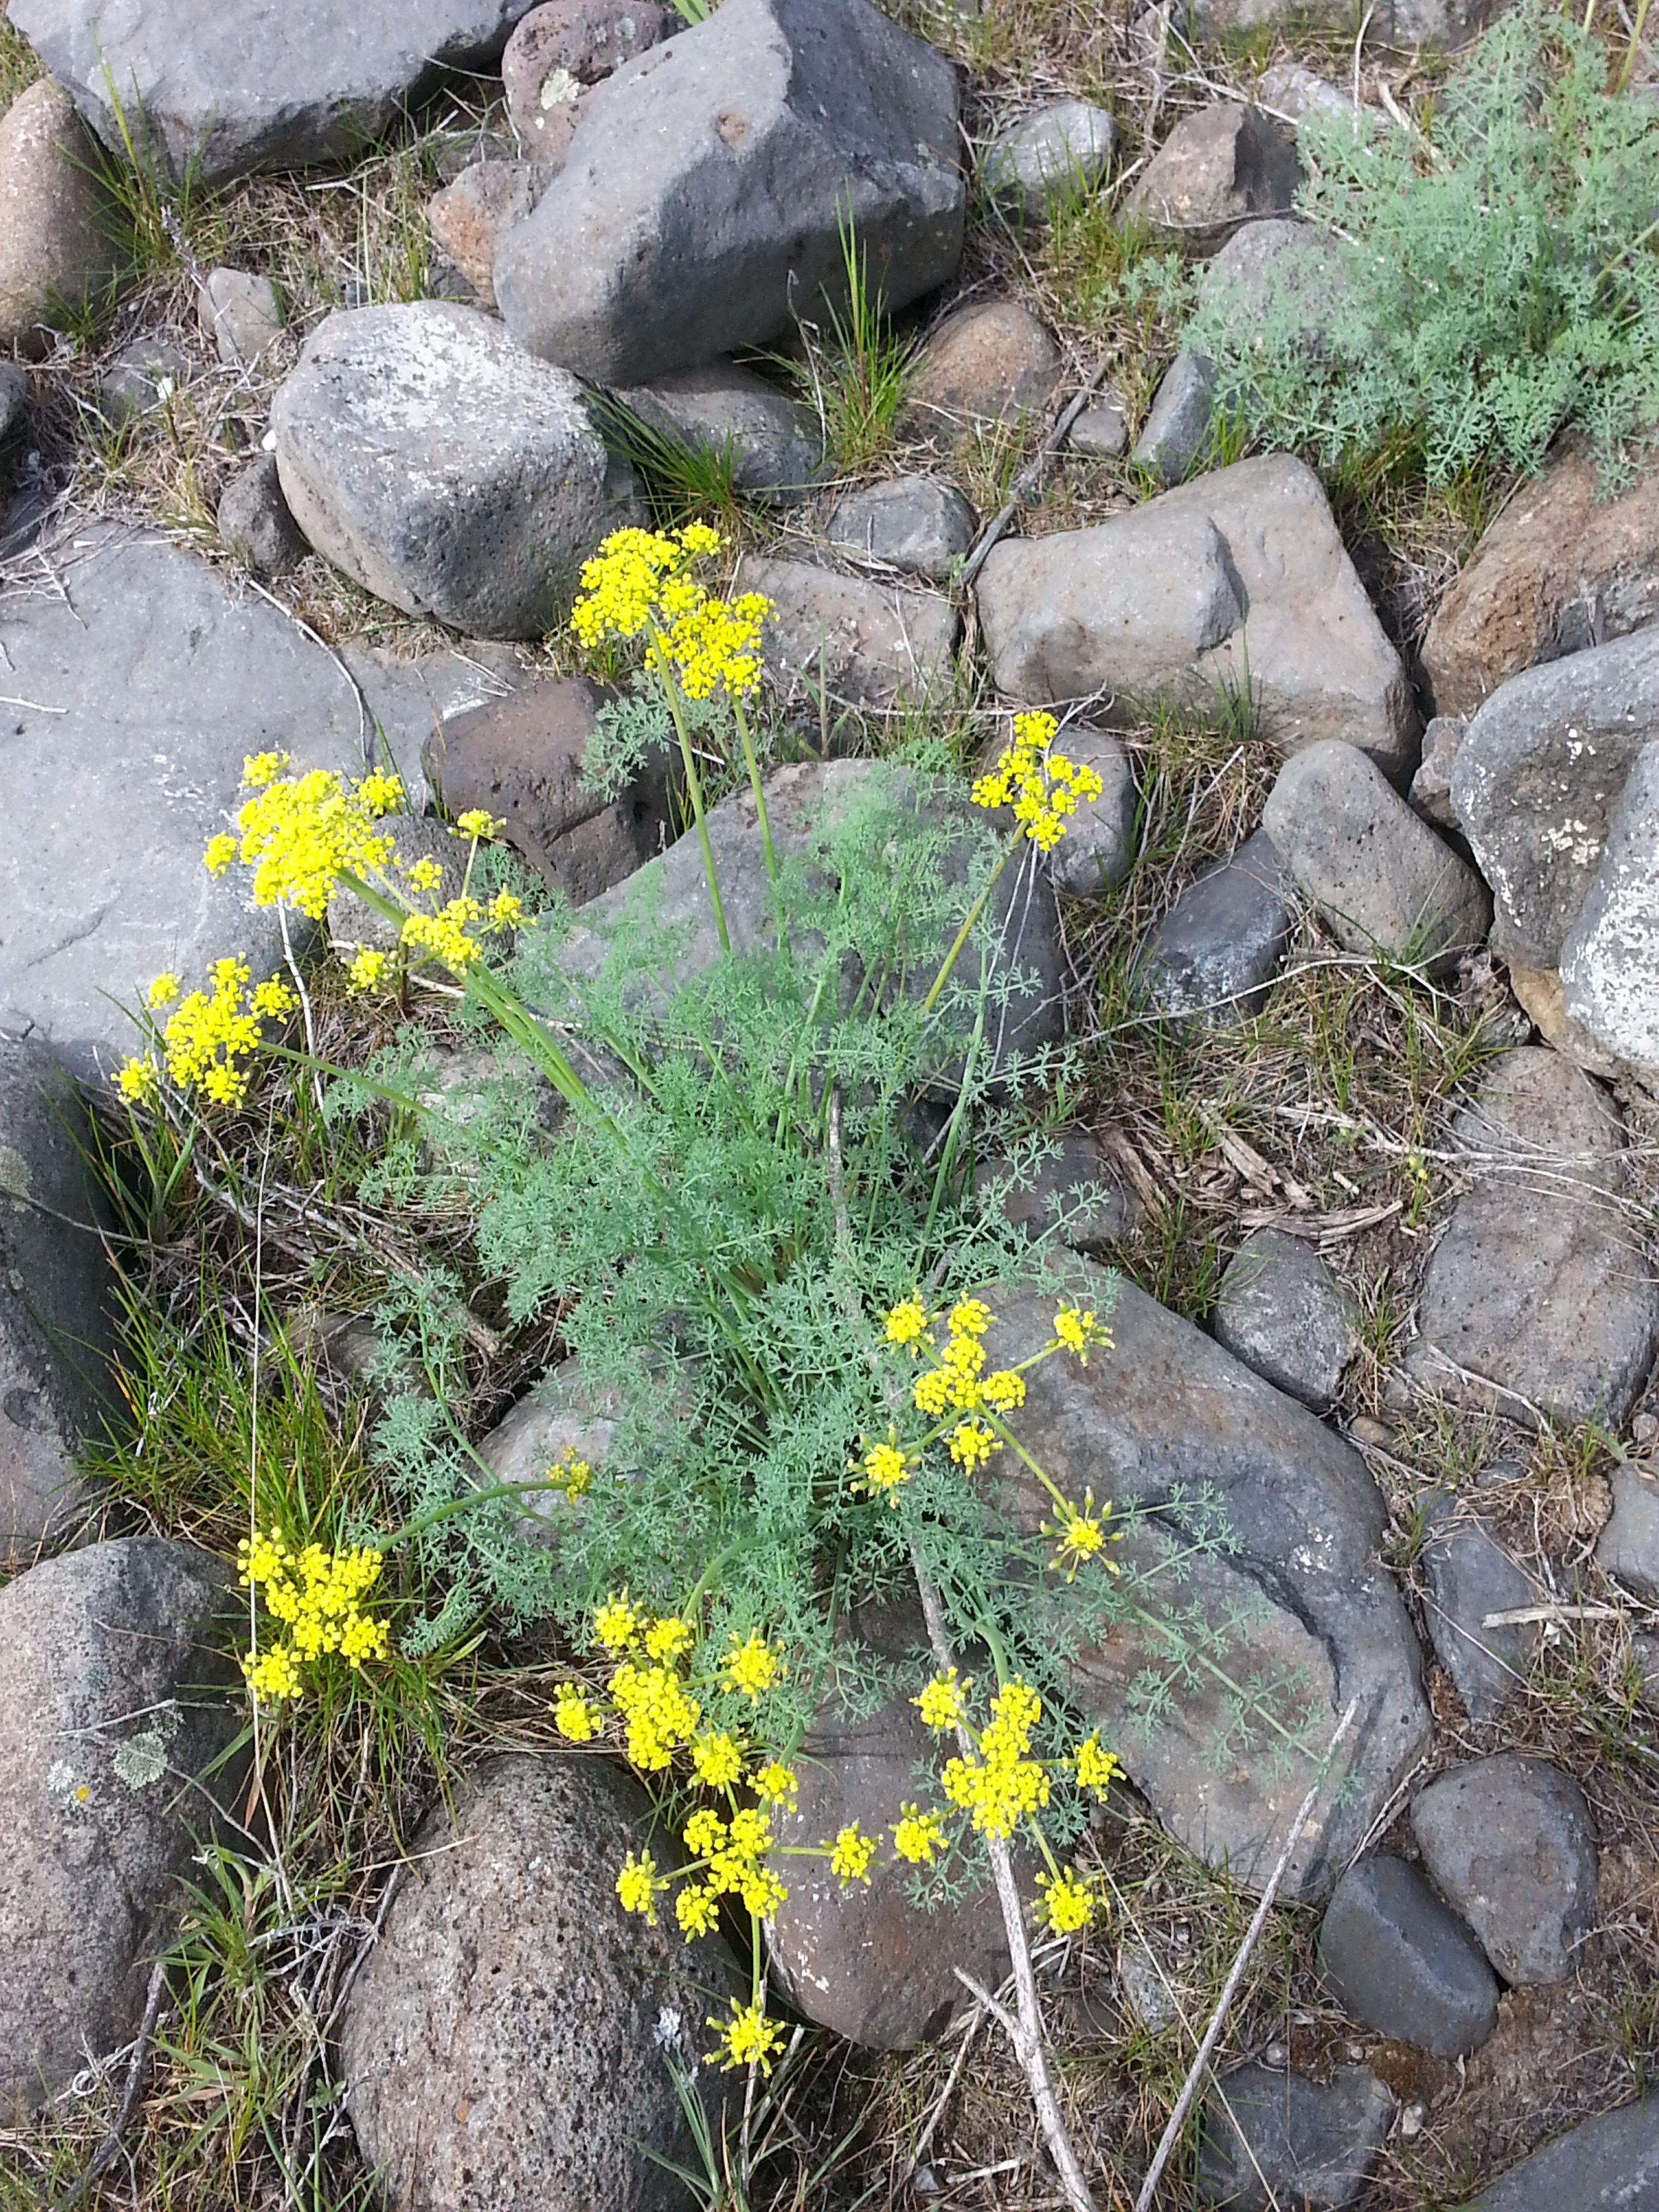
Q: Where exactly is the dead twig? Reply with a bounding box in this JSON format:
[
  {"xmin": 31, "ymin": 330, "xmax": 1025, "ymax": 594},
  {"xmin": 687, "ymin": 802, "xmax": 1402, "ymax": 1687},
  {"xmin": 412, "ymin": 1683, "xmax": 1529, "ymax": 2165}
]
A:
[
  {"xmin": 48, "ymin": 1957, "xmax": 169, "ymax": 2212},
  {"xmin": 958, "ymin": 357, "xmax": 1118, "ymax": 592}
]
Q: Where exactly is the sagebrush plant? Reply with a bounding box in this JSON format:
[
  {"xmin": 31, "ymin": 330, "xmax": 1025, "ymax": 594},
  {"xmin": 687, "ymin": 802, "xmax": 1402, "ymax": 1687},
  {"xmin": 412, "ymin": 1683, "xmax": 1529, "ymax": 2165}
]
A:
[{"xmin": 1172, "ymin": 2, "xmax": 1659, "ymax": 487}]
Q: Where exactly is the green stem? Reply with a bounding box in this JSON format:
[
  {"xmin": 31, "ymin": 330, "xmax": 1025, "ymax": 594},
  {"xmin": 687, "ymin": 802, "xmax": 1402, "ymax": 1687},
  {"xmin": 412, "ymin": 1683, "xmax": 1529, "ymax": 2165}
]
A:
[
  {"xmin": 733, "ymin": 696, "xmax": 783, "ymax": 949},
  {"xmin": 649, "ymin": 632, "xmax": 729, "ymax": 956},
  {"xmin": 920, "ymin": 834, "xmax": 1018, "ymax": 1016}
]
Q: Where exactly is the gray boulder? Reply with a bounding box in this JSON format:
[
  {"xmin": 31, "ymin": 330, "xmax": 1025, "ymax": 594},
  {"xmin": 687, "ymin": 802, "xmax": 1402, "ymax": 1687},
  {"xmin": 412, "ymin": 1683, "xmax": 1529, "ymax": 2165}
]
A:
[
  {"xmin": 10, "ymin": 0, "xmax": 544, "ymax": 182},
  {"xmin": 1197, "ymin": 2063, "xmax": 1393, "ymax": 2209},
  {"xmin": 0, "ymin": 79, "xmax": 123, "ymax": 358},
  {"xmin": 1411, "ymin": 1754, "xmax": 1599, "ymax": 1986},
  {"xmin": 1596, "ymin": 1466, "xmax": 1659, "ymax": 1602},
  {"xmin": 825, "ymin": 475, "xmax": 976, "ymax": 583},
  {"xmin": 908, "ymin": 298, "xmax": 1063, "ymax": 432},
  {"xmin": 197, "ymin": 267, "xmax": 281, "ymax": 367},
  {"xmin": 1449, "ymin": 623, "xmax": 1659, "ymax": 971},
  {"xmin": 272, "ymin": 302, "xmax": 615, "ymax": 638},
  {"xmin": 427, "ymin": 160, "xmax": 554, "ymax": 305},
  {"xmin": 977, "ymin": 455, "xmax": 1418, "ymax": 775},
  {"xmin": 1418, "ymin": 1493, "xmax": 1538, "ymax": 1722},
  {"xmin": 1318, "ymin": 1855, "xmax": 1498, "ymax": 2060},
  {"xmin": 1138, "ymin": 827, "xmax": 1296, "ymax": 1025},
  {"xmin": 340, "ymin": 1754, "xmax": 733, "ymax": 2212},
  {"xmin": 1132, "ymin": 351, "xmax": 1215, "ymax": 486},
  {"xmin": 217, "ymin": 452, "xmax": 307, "ymax": 579},
  {"xmin": 616, "ymin": 360, "xmax": 823, "ymax": 501},
  {"xmin": 980, "ymin": 99, "xmax": 1117, "ymax": 227},
  {"xmin": 501, "ymin": 0, "xmax": 673, "ymax": 160},
  {"xmin": 493, "ymin": 0, "xmax": 963, "ymax": 383},
  {"xmin": 1, "ymin": 1044, "xmax": 116, "ymax": 1563},
  {"xmin": 1126, "ymin": 101, "xmax": 1299, "ymax": 256},
  {"xmin": 1400, "ymin": 1049, "xmax": 1658, "ymax": 1427},
  {"xmin": 1263, "ymin": 741, "xmax": 1492, "ymax": 971},
  {"xmin": 1559, "ymin": 737, "xmax": 1659, "ymax": 1084},
  {"xmin": 744, "ymin": 556, "xmax": 958, "ymax": 718},
  {"xmin": 1195, "ymin": 216, "xmax": 1354, "ymax": 362},
  {"xmin": 1040, "ymin": 725, "xmax": 1136, "ymax": 896},
  {"xmin": 0, "ymin": 1538, "xmax": 243, "ymax": 2114},
  {"xmin": 1256, "ymin": 64, "xmax": 1363, "ymax": 123},
  {"xmin": 1466, "ymin": 2100, "xmax": 1659, "ymax": 2212},
  {"xmin": 1211, "ymin": 1227, "xmax": 1354, "ymax": 1411}
]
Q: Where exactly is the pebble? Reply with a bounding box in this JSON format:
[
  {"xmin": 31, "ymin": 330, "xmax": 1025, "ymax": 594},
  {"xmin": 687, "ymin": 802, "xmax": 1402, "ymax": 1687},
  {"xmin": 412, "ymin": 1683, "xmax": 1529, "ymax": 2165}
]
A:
[
  {"xmin": 1319, "ymin": 1854, "xmax": 1498, "ymax": 2059},
  {"xmin": 1411, "ymin": 1755, "xmax": 1598, "ymax": 1986}
]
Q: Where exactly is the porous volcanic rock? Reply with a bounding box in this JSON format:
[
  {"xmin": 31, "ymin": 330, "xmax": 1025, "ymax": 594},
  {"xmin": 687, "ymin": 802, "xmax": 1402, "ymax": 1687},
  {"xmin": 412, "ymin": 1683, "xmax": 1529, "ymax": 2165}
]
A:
[
  {"xmin": 1559, "ymin": 737, "xmax": 1659, "ymax": 1084},
  {"xmin": 501, "ymin": 0, "xmax": 674, "ymax": 159},
  {"xmin": 1411, "ymin": 1754, "xmax": 1599, "ymax": 1986}
]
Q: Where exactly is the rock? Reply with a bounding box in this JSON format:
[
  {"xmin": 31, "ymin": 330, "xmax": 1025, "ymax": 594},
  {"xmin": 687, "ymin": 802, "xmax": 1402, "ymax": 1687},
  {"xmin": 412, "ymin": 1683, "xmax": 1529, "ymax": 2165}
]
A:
[
  {"xmin": 0, "ymin": 79, "xmax": 122, "ymax": 358},
  {"xmin": 1595, "ymin": 1465, "xmax": 1659, "ymax": 1601},
  {"xmin": 197, "ymin": 266, "xmax": 281, "ymax": 366},
  {"xmin": 1211, "ymin": 1227, "xmax": 1355, "ymax": 1411},
  {"xmin": 422, "ymin": 678, "xmax": 672, "ymax": 903},
  {"xmin": 825, "ymin": 475, "xmax": 976, "ymax": 581},
  {"xmin": 617, "ymin": 360, "xmax": 823, "ymax": 502},
  {"xmin": 977, "ymin": 455, "xmax": 1418, "ymax": 775},
  {"xmin": 983, "ymin": 1266, "xmax": 1431, "ymax": 1899},
  {"xmin": 0, "ymin": 523, "xmax": 514, "ymax": 1075},
  {"xmin": 1040, "ymin": 725, "xmax": 1136, "ymax": 895},
  {"xmin": 1418, "ymin": 1494, "xmax": 1538, "ymax": 1722},
  {"xmin": 973, "ymin": 1128, "xmax": 1137, "ymax": 1254},
  {"xmin": 217, "ymin": 452, "xmax": 307, "ymax": 578},
  {"xmin": 1126, "ymin": 101, "xmax": 1299, "ymax": 257},
  {"xmin": 1410, "ymin": 1754, "xmax": 1599, "ymax": 1986},
  {"xmin": 0, "ymin": 1537, "xmax": 243, "ymax": 2113},
  {"xmin": 1400, "ymin": 1049, "xmax": 1659, "ymax": 1427},
  {"xmin": 474, "ymin": 1358, "xmax": 616, "ymax": 1545},
  {"xmin": 1132, "ymin": 351, "xmax": 1214, "ymax": 485},
  {"xmin": 97, "ymin": 337, "xmax": 190, "ymax": 428},
  {"xmin": 1257, "ymin": 64, "xmax": 1361, "ymax": 123},
  {"xmin": 1187, "ymin": 0, "xmax": 1492, "ymax": 46},
  {"xmin": 10, "ymin": 0, "xmax": 546, "ymax": 183},
  {"xmin": 340, "ymin": 1753, "xmax": 732, "ymax": 2212},
  {"xmin": 1067, "ymin": 393, "xmax": 1128, "ymax": 457},
  {"xmin": 1410, "ymin": 714, "xmax": 1467, "ymax": 833},
  {"xmin": 1507, "ymin": 957, "xmax": 1624, "ymax": 1081},
  {"xmin": 1421, "ymin": 440, "xmax": 1659, "ymax": 720},
  {"xmin": 1263, "ymin": 741, "xmax": 1491, "ymax": 970},
  {"xmin": 767, "ymin": 1601, "xmax": 1012, "ymax": 2047},
  {"xmin": 1631, "ymin": 1631, "xmax": 1659, "ymax": 1711},
  {"xmin": 1138, "ymin": 827, "xmax": 1296, "ymax": 1025},
  {"xmin": 0, "ymin": 362, "xmax": 27, "ymax": 443},
  {"xmin": 744, "ymin": 556, "xmax": 958, "ymax": 718},
  {"xmin": 1196, "ymin": 2062, "xmax": 1393, "ymax": 2209},
  {"xmin": 271, "ymin": 302, "xmax": 615, "ymax": 638},
  {"xmin": 501, "ymin": 0, "xmax": 672, "ymax": 159},
  {"xmin": 427, "ymin": 160, "xmax": 552, "ymax": 305},
  {"xmin": 909, "ymin": 298, "xmax": 1063, "ymax": 431},
  {"xmin": 1448, "ymin": 623, "xmax": 1659, "ymax": 970},
  {"xmin": 1, "ymin": 1043, "xmax": 116, "ymax": 1563},
  {"xmin": 1465, "ymin": 2099, "xmax": 1659, "ymax": 2212},
  {"xmin": 980, "ymin": 99, "xmax": 1117, "ymax": 226},
  {"xmin": 1559, "ymin": 738, "xmax": 1659, "ymax": 1083},
  {"xmin": 1318, "ymin": 1855, "xmax": 1499, "ymax": 2059},
  {"xmin": 493, "ymin": 0, "xmax": 963, "ymax": 383},
  {"xmin": 1195, "ymin": 217, "xmax": 1353, "ymax": 363}
]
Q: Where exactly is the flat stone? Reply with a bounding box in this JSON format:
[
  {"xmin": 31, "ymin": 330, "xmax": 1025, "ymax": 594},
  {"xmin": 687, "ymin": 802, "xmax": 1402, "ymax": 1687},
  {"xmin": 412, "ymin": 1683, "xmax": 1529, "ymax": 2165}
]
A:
[
  {"xmin": 825, "ymin": 475, "xmax": 976, "ymax": 582},
  {"xmin": 0, "ymin": 1537, "xmax": 243, "ymax": 2114},
  {"xmin": 1449, "ymin": 623, "xmax": 1659, "ymax": 970},
  {"xmin": 0, "ymin": 1043, "xmax": 116, "ymax": 1563},
  {"xmin": 217, "ymin": 452, "xmax": 307, "ymax": 578},
  {"xmin": 0, "ymin": 79, "xmax": 123, "ymax": 358},
  {"xmin": 1132, "ymin": 351, "xmax": 1214, "ymax": 485},
  {"xmin": 973, "ymin": 1128, "xmax": 1137, "ymax": 1254},
  {"xmin": 1212, "ymin": 1227, "xmax": 1355, "ymax": 1411},
  {"xmin": 198, "ymin": 266, "xmax": 281, "ymax": 366},
  {"xmin": 977, "ymin": 454, "xmax": 1418, "ymax": 775},
  {"xmin": 1126, "ymin": 101, "xmax": 1299, "ymax": 257},
  {"xmin": 272, "ymin": 302, "xmax": 615, "ymax": 638},
  {"xmin": 1465, "ymin": 2100, "xmax": 1659, "ymax": 2212},
  {"xmin": 1138, "ymin": 827, "xmax": 1296, "ymax": 1024},
  {"xmin": 1418, "ymin": 1494, "xmax": 1538, "ymax": 1721},
  {"xmin": 1401, "ymin": 1048, "xmax": 1659, "ymax": 1427},
  {"xmin": 1263, "ymin": 741, "xmax": 1491, "ymax": 970},
  {"xmin": 1318, "ymin": 1855, "xmax": 1498, "ymax": 2059},
  {"xmin": 427, "ymin": 160, "xmax": 552, "ymax": 305},
  {"xmin": 617, "ymin": 359, "xmax": 823, "ymax": 502},
  {"xmin": 0, "ymin": 525, "xmax": 514, "ymax": 1076},
  {"xmin": 422, "ymin": 678, "xmax": 672, "ymax": 904},
  {"xmin": 98, "ymin": 337, "xmax": 190, "ymax": 428},
  {"xmin": 980, "ymin": 98, "xmax": 1117, "ymax": 227},
  {"xmin": 909, "ymin": 298, "xmax": 1062, "ymax": 431},
  {"xmin": 1196, "ymin": 2062, "xmax": 1393, "ymax": 2209},
  {"xmin": 744, "ymin": 556, "xmax": 958, "ymax": 717},
  {"xmin": 982, "ymin": 1266, "xmax": 1431, "ymax": 1900},
  {"xmin": 501, "ymin": 0, "xmax": 672, "ymax": 159},
  {"xmin": 340, "ymin": 1754, "xmax": 733, "ymax": 2212},
  {"xmin": 1410, "ymin": 1753, "xmax": 1599, "ymax": 1986},
  {"xmin": 1560, "ymin": 737, "xmax": 1659, "ymax": 1083},
  {"xmin": 1422, "ymin": 439, "xmax": 1659, "ymax": 720},
  {"xmin": 493, "ymin": 0, "xmax": 964, "ymax": 383},
  {"xmin": 1067, "ymin": 394, "xmax": 1128, "ymax": 457},
  {"xmin": 1595, "ymin": 1465, "xmax": 1659, "ymax": 1601},
  {"xmin": 10, "ymin": 0, "xmax": 545, "ymax": 183},
  {"xmin": 1410, "ymin": 714, "xmax": 1467, "ymax": 833},
  {"xmin": 1041, "ymin": 725, "xmax": 1136, "ymax": 895}
]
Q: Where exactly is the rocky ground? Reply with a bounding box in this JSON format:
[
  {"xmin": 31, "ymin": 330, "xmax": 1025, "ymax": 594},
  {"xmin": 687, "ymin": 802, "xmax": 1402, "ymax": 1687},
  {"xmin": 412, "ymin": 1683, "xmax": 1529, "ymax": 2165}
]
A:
[{"xmin": 1, "ymin": 0, "xmax": 1658, "ymax": 2207}]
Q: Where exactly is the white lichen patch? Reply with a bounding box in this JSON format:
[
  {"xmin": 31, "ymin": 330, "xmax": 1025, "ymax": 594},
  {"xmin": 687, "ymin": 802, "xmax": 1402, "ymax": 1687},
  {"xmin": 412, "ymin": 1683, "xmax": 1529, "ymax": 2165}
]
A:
[{"xmin": 114, "ymin": 1727, "xmax": 171, "ymax": 1789}]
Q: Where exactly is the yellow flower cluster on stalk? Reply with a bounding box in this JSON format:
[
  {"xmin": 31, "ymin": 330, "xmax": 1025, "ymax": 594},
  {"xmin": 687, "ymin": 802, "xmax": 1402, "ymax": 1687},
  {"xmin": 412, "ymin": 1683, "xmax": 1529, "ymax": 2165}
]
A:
[
  {"xmin": 117, "ymin": 958, "xmax": 297, "ymax": 1108},
  {"xmin": 237, "ymin": 1528, "xmax": 390, "ymax": 1703},
  {"xmin": 204, "ymin": 751, "xmax": 401, "ymax": 918},
  {"xmin": 971, "ymin": 710, "xmax": 1105, "ymax": 853},
  {"xmin": 570, "ymin": 523, "xmax": 770, "ymax": 701}
]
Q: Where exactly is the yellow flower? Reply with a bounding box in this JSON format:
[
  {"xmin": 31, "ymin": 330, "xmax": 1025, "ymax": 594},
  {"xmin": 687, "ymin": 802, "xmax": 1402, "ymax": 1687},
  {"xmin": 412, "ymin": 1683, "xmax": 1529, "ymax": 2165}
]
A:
[
  {"xmin": 249, "ymin": 976, "xmax": 297, "ymax": 1019},
  {"xmin": 593, "ymin": 1593, "xmax": 642, "ymax": 1654},
  {"xmin": 754, "ymin": 1761, "xmax": 798, "ymax": 1808},
  {"xmin": 1045, "ymin": 1487, "xmax": 1120, "ymax": 1580},
  {"xmin": 550, "ymin": 1447, "xmax": 592, "ymax": 1502},
  {"xmin": 617, "ymin": 1850, "xmax": 665, "ymax": 1923},
  {"xmin": 913, "ymin": 1368, "xmax": 951, "ymax": 1417},
  {"xmin": 146, "ymin": 970, "xmax": 180, "ymax": 1009},
  {"xmin": 218, "ymin": 762, "xmax": 395, "ymax": 918},
  {"xmin": 237, "ymin": 1533, "xmax": 390, "ymax": 1698},
  {"xmin": 242, "ymin": 1643, "xmax": 302, "ymax": 1702},
  {"xmin": 116, "ymin": 1056, "xmax": 159, "ymax": 1105},
  {"xmin": 683, "ymin": 1808, "xmax": 727, "ymax": 1857},
  {"xmin": 859, "ymin": 1439, "xmax": 909, "ymax": 1504},
  {"xmin": 679, "ymin": 520, "xmax": 722, "ymax": 556},
  {"xmin": 676, "ymin": 1884, "xmax": 720, "ymax": 1938},
  {"xmin": 947, "ymin": 1298, "xmax": 991, "ymax": 1339},
  {"xmin": 947, "ymin": 1419, "xmax": 998, "ymax": 1471},
  {"xmin": 487, "ymin": 889, "xmax": 525, "ymax": 930},
  {"xmin": 1075, "ymin": 1734, "xmax": 1120, "ymax": 1799},
  {"xmin": 916, "ymin": 1668, "xmax": 968, "ymax": 1735},
  {"xmin": 884, "ymin": 1296, "xmax": 928, "ymax": 1347},
  {"xmin": 358, "ymin": 769, "xmax": 405, "ymax": 815},
  {"xmin": 1036, "ymin": 1868, "xmax": 1094, "ymax": 1936},
  {"xmin": 405, "ymin": 855, "xmax": 444, "ymax": 893},
  {"xmin": 970, "ymin": 713, "xmax": 1093, "ymax": 851},
  {"xmin": 892, "ymin": 1803, "xmax": 947, "ymax": 1865},
  {"xmin": 830, "ymin": 1822, "xmax": 877, "ymax": 1883},
  {"xmin": 610, "ymin": 1661, "xmax": 701, "ymax": 1769},
  {"xmin": 707, "ymin": 1997, "xmax": 785, "ymax": 2076},
  {"xmin": 939, "ymin": 1678, "xmax": 1049, "ymax": 1841},
  {"xmin": 242, "ymin": 750, "xmax": 289, "ymax": 789},
  {"xmin": 346, "ymin": 947, "xmax": 392, "ymax": 994},
  {"xmin": 722, "ymin": 1631, "xmax": 779, "ymax": 1701},
  {"xmin": 1053, "ymin": 1304, "xmax": 1107, "ymax": 1359},
  {"xmin": 453, "ymin": 808, "xmax": 497, "ymax": 839},
  {"xmin": 400, "ymin": 897, "xmax": 483, "ymax": 970},
  {"xmin": 643, "ymin": 1614, "xmax": 693, "ymax": 1661},
  {"xmin": 691, "ymin": 1729, "xmax": 745, "ymax": 1788},
  {"xmin": 981, "ymin": 1368, "xmax": 1025, "ymax": 1413},
  {"xmin": 551, "ymin": 1683, "xmax": 602, "ymax": 1742}
]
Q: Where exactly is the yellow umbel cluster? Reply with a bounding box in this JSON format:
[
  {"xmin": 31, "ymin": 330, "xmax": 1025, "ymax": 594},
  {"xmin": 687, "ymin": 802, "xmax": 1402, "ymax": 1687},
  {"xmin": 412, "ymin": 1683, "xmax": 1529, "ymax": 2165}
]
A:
[
  {"xmin": 118, "ymin": 958, "xmax": 297, "ymax": 1109},
  {"xmin": 237, "ymin": 1528, "xmax": 390, "ymax": 1703},
  {"xmin": 204, "ymin": 752, "xmax": 401, "ymax": 919},
  {"xmin": 570, "ymin": 523, "xmax": 771, "ymax": 701},
  {"xmin": 940, "ymin": 1676, "xmax": 1052, "ymax": 1841},
  {"xmin": 971, "ymin": 710, "xmax": 1105, "ymax": 853}
]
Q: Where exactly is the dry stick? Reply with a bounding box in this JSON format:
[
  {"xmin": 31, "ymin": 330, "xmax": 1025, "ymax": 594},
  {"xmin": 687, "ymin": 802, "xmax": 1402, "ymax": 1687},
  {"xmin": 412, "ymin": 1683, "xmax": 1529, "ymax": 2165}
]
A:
[
  {"xmin": 903, "ymin": 2006, "xmax": 984, "ymax": 2184},
  {"xmin": 1132, "ymin": 1698, "xmax": 1359, "ymax": 2212},
  {"xmin": 909, "ymin": 1558, "xmax": 1100, "ymax": 2212},
  {"xmin": 49, "ymin": 1958, "xmax": 169, "ymax": 2212},
  {"xmin": 958, "ymin": 359, "xmax": 1118, "ymax": 594}
]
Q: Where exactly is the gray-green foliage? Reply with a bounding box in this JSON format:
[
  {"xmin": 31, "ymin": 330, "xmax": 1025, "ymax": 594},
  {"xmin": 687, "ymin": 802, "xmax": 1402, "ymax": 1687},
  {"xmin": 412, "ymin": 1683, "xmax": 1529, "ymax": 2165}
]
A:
[{"xmin": 1176, "ymin": 4, "xmax": 1659, "ymax": 487}]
